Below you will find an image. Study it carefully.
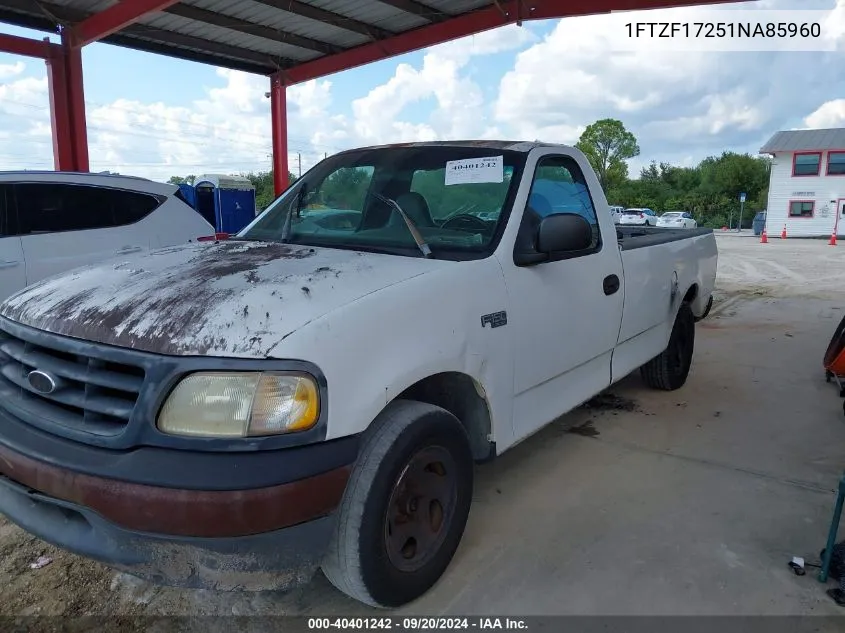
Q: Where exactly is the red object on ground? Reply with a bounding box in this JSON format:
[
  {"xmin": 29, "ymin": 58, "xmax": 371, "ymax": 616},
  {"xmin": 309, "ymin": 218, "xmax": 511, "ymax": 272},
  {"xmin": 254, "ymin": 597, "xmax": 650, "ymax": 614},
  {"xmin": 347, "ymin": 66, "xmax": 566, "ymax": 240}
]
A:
[
  {"xmin": 830, "ymin": 232, "xmax": 837, "ymax": 246},
  {"xmin": 824, "ymin": 315, "xmax": 845, "ymax": 375},
  {"xmin": 197, "ymin": 233, "xmax": 230, "ymax": 242},
  {"xmin": 781, "ymin": 225, "xmax": 788, "ymax": 239},
  {"xmin": 760, "ymin": 229, "xmax": 768, "ymax": 243}
]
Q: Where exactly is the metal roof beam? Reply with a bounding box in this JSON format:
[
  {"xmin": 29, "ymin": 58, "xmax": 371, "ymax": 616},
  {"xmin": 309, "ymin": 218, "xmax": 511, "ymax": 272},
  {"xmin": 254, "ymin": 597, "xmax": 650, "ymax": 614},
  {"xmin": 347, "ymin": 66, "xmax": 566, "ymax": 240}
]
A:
[
  {"xmin": 0, "ymin": 0, "xmax": 291, "ymax": 72},
  {"xmin": 374, "ymin": 0, "xmax": 449, "ymax": 22},
  {"xmin": 251, "ymin": 0, "xmax": 395, "ymax": 39},
  {"xmin": 283, "ymin": 0, "xmax": 747, "ymax": 84},
  {"xmin": 123, "ymin": 22, "xmax": 294, "ymax": 70},
  {"xmin": 164, "ymin": 4, "xmax": 343, "ymax": 55},
  {"xmin": 0, "ymin": 31, "xmax": 58, "ymax": 58},
  {"xmin": 70, "ymin": 0, "xmax": 181, "ymax": 48}
]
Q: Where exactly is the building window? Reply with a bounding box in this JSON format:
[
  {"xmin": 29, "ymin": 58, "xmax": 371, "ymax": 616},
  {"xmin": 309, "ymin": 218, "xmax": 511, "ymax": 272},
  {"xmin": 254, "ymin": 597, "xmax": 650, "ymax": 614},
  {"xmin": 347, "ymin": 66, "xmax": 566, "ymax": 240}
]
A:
[
  {"xmin": 789, "ymin": 200, "xmax": 814, "ymax": 218},
  {"xmin": 792, "ymin": 152, "xmax": 821, "ymax": 176},
  {"xmin": 827, "ymin": 151, "xmax": 845, "ymax": 176}
]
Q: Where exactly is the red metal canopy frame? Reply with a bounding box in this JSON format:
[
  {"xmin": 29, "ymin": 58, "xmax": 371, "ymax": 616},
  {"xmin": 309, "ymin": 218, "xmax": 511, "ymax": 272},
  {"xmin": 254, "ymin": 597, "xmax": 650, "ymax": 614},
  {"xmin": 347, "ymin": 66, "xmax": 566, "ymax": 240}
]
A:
[{"xmin": 0, "ymin": 0, "xmax": 745, "ymax": 192}]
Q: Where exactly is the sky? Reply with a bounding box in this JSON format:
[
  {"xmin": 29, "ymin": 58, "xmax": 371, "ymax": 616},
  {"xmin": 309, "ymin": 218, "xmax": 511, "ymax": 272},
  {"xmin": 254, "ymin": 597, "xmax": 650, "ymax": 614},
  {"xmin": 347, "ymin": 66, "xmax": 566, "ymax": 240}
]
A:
[{"xmin": 0, "ymin": 0, "xmax": 844, "ymax": 182}]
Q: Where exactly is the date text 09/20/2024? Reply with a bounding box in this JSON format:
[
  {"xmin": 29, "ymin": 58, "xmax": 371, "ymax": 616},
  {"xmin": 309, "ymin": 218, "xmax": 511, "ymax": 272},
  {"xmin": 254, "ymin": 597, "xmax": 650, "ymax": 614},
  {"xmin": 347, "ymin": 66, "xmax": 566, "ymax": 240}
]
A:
[
  {"xmin": 624, "ymin": 22, "xmax": 822, "ymax": 38},
  {"xmin": 307, "ymin": 618, "xmax": 528, "ymax": 630}
]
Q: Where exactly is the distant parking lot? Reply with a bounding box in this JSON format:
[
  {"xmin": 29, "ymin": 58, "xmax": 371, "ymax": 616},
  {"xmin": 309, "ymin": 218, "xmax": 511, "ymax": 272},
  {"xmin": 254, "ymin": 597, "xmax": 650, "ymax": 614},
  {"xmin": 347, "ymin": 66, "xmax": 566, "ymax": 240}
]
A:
[
  {"xmin": 714, "ymin": 232, "xmax": 845, "ymax": 298},
  {"xmin": 2, "ymin": 231, "xmax": 845, "ymax": 620}
]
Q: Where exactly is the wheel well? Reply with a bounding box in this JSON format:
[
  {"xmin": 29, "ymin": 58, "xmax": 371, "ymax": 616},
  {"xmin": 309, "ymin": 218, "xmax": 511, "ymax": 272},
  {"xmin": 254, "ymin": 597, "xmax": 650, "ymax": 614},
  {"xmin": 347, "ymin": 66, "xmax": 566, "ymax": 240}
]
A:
[
  {"xmin": 396, "ymin": 372, "xmax": 494, "ymax": 462},
  {"xmin": 683, "ymin": 284, "xmax": 698, "ymax": 304}
]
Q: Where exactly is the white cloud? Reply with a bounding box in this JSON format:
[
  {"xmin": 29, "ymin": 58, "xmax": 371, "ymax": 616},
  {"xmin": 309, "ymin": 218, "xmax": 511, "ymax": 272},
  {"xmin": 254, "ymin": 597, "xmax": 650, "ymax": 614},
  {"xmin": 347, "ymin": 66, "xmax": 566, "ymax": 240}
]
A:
[
  {"xmin": 349, "ymin": 23, "xmax": 536, "ymax": 145},
  {"xmin": 493, "ymin": 0, "xmax": 845, "ymax": 175},
  {"xmin": 804, "ymin": 99, "xmax": 845, "ymax": 128},
  {"xmin": 0, "ymin": 61, "xmax": 24, "ymax": 80}
]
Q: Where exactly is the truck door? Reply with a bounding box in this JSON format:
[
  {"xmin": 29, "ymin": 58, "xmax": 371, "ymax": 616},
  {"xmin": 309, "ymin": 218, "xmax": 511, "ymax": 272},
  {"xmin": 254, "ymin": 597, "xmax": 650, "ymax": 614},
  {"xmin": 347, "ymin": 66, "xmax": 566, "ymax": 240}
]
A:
[{"xmin": 498, "ymin": 153, "xmax": 624, "ymax": 444}]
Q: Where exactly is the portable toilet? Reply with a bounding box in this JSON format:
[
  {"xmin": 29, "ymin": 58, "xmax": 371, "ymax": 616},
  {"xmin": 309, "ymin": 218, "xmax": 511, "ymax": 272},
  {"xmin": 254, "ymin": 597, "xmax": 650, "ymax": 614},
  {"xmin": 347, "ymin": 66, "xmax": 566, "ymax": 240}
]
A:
[{"xmin": 191, "ymin": 174, "xmax": 257, "ymax": 234}]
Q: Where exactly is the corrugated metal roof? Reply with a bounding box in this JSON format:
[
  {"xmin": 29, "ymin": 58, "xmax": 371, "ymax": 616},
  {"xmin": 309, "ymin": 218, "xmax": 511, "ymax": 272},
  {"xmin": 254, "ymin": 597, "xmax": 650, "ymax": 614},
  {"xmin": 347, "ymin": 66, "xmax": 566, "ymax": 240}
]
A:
[
  {"xmin": 760, "ymin": 128, "xmax": 845, "ymax": 154},
  {"xmin": 0, "ymin": 0, "xmax": 749, "ymax": 79}
]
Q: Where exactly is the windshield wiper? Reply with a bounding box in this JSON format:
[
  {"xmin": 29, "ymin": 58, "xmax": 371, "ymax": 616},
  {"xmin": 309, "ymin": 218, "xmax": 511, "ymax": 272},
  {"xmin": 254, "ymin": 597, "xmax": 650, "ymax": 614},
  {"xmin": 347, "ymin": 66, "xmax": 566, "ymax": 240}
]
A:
[
  {"xmin": 280, "ymin": 183, "xmax": 307, "ymax": 243},
  {"xmin": 373, "ymin": 193, "xmax": 433, "ymax": 259}
]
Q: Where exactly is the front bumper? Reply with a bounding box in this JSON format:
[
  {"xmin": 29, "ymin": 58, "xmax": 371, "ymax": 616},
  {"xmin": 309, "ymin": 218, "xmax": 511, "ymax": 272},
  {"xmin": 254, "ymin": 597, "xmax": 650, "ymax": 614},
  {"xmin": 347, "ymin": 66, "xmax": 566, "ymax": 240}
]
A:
[
  {"xmin": 0, "ymin": 471, "xmax": 335, "ymax": 591},
  {"xmin": 0, "ymin": 415, "xmax": 359, "ymax": 590}
]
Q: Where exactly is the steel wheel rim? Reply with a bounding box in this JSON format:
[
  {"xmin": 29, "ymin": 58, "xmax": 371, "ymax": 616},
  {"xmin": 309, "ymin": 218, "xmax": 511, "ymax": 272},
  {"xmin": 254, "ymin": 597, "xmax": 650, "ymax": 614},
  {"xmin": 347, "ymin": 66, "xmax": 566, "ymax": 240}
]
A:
[{"xmin": 384, "ymin": 446, "xmax": 458, "ymax": 573}]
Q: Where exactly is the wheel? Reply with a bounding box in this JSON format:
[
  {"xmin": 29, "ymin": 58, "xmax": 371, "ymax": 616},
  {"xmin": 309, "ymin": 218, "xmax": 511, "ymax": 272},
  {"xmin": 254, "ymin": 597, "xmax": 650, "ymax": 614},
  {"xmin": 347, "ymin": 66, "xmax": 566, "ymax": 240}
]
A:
[
  {"xmin": 640, "ymin": 302, "xmax": 695, "ymax": 391},
  {"xmin": 321, "ymin": 399, "xmax": 474, "ymax": 608}
]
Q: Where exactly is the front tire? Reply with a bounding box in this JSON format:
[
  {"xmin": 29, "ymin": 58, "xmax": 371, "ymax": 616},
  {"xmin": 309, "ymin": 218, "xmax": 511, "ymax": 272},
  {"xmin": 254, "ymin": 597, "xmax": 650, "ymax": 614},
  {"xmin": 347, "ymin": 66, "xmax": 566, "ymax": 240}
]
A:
[
  {"xmin": 322, "ymin": 400, "xmax": 474, "ymax": 608},
  {"xmin": 640, "ymin": 302, "xmax": 696, "ymax": 391}
]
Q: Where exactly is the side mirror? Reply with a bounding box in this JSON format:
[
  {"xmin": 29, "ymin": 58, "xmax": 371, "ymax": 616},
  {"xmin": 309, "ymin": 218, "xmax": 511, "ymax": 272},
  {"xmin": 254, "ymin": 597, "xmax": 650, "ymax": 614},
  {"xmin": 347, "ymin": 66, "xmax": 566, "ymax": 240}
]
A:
[{"xmin": 536, "ymin": 213, "xmax": 593, "ymax": 253}]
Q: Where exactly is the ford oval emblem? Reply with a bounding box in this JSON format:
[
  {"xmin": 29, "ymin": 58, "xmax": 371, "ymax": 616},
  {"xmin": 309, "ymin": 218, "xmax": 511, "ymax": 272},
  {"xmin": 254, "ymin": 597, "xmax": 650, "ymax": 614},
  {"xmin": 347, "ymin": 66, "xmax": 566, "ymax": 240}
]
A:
[{"xmin": 27, "ymin": 369, "xmax": 58, "ymax": 395}]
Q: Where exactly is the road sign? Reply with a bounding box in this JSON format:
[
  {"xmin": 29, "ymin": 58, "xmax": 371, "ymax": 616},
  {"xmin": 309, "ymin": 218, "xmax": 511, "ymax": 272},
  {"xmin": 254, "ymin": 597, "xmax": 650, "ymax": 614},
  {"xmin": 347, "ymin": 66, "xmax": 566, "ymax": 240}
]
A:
[{"xmin": 739, "ymin": 192, "xmax": 746, "ymax": 202}]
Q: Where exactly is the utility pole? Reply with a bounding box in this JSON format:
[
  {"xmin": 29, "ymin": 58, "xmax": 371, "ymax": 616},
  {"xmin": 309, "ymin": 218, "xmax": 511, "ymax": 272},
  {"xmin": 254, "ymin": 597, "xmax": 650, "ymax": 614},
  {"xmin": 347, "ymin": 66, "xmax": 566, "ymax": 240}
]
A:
[{"xmin": 298, "ymin": 153, "xmax": 302, "ymax": 178}]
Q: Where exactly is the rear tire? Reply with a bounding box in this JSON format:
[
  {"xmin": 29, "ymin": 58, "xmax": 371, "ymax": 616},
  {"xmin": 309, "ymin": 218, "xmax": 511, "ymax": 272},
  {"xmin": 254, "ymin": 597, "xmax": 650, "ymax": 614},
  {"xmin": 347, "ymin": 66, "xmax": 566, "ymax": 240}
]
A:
[
  {"xmin": 322, "ymin": 399, "xmax": 474, "ymax": 608},
  {"xmin": 640, "ymin": 303, "xmax": 695, "ymax": 391}
]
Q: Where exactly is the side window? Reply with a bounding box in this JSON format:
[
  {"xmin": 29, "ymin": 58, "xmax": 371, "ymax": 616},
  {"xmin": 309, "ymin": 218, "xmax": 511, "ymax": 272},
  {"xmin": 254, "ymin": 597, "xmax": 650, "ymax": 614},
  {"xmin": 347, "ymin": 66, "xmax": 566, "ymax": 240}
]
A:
[
  {"xmin": 526, "ymin": 155, "xmax": 600, "ymax": 250},
  {"xmin": 12, "ymin": 183, "xmax": 160, "ymax": 235},
  {"xmin": 0, "ymin": 184, "xmax": 9, "ymax": 236}
]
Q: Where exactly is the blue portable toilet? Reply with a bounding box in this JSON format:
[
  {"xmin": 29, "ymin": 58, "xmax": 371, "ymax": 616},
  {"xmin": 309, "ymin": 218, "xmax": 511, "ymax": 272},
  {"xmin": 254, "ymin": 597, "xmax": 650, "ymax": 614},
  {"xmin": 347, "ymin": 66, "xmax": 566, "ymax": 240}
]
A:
[{"xmin": 191, "ymin": 174, "xmax": 257, "ymax": 234}]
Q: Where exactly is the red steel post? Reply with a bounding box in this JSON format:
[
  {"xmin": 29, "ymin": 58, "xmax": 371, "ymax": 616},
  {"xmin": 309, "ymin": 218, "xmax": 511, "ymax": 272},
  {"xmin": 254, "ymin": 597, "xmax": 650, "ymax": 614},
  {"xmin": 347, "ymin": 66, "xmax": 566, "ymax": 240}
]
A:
[
  {"xmin": 60, "ymin": 29, "xmax": 89, "ymax": 172},
  {"xmin": 270, "ymin": 73, "xmax": 290, "ymax": 196}
]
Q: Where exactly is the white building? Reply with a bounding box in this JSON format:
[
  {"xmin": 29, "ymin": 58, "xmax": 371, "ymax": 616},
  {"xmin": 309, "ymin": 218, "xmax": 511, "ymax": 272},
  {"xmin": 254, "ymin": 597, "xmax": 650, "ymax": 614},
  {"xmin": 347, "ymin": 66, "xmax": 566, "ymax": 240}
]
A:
[{"xmin": 759, "ymin": 128, "xmax": 845, "ymax": 237}]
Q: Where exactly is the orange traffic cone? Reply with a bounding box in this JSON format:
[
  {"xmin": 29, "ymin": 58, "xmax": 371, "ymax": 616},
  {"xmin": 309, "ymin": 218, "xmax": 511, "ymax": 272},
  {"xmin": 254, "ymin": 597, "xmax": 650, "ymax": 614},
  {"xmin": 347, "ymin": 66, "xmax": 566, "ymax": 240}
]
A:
[
  {"xmin": 760, "ymin": 229, "xmax": 768, "ymax": 243},
  {"xmin": 781, "ymin": 224, "xmax": 787, "ymax": 239},
  {"xmin": 830, "ymin": 232, "xmax": 837, "ymax": 246}
]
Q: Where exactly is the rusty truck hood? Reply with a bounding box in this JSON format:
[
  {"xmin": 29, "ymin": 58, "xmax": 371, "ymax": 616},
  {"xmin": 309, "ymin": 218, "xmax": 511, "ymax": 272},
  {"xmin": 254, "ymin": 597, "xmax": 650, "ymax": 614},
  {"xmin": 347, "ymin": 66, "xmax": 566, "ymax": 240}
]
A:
[{"xmin": 0, "ymin": 240, "xmax": 442, "ymax": 357}]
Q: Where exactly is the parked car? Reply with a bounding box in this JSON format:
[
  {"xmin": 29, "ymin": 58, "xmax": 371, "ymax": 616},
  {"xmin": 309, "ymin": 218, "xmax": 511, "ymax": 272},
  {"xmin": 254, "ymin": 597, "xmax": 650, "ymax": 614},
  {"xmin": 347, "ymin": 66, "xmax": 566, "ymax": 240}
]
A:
[
  {"xmin": 752, "ymin": 211, "xmax": 767, "ymax": 236},
  {"xmin": 609, "ymin": 205, "xmax": 624, "ymax": 223},
  {"xmin": 0, "ymin": 141, "xmax": 717, "ymax": 608},
  {"xmin": 657, "ymin": 211, "xmax": 698, "ymax": 229},
  {"xmin": 619, "ymin": 207, "xmax": 658, "ymax": 226},
  {"xmin": 0, "ymin": 171, "xmax": 214, "ymax": 302}
]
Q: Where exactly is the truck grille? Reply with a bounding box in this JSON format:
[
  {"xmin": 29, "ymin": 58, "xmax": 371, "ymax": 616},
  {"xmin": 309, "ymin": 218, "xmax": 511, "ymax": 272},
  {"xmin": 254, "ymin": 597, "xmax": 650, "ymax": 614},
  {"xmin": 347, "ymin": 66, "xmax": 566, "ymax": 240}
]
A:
[{"xmin": 0, "ymin": 325, "xmax": 145, "ymax": 437}]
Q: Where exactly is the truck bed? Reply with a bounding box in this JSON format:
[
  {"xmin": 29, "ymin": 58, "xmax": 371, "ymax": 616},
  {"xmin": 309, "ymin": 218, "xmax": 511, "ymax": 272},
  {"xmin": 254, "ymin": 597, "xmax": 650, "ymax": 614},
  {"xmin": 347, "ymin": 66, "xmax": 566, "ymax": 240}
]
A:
[{"xmin": 616, "ymin": 226, "xmax": 714, "ymax": 251}]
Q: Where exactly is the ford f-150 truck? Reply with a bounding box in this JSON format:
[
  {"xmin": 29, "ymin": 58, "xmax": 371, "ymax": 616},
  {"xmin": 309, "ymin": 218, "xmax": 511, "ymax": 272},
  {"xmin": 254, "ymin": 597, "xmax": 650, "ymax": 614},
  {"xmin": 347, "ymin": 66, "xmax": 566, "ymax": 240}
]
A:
[{"xmin": 0, "ymin": 141, "xmax": 717, "ymax": 608}]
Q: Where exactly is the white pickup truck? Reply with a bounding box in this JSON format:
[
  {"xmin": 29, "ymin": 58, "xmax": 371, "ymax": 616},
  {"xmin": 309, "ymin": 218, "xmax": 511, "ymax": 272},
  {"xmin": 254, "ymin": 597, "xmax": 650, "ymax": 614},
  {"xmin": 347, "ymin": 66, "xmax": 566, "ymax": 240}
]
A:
[{"xmin": 0, "ymin": 141, "xmax": 717, "ymax": 608}]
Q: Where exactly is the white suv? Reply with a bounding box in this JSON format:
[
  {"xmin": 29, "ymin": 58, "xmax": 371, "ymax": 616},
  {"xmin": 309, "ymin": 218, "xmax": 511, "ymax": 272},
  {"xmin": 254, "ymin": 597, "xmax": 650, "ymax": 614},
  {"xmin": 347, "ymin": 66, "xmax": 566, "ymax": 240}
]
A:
[
  {"xmin": 619, "ymin": 207, "xmax": 658, "ymax": 226},
  {"xmin": 0, "ymin": 171, "xmax": 214, "ymax": 302}
]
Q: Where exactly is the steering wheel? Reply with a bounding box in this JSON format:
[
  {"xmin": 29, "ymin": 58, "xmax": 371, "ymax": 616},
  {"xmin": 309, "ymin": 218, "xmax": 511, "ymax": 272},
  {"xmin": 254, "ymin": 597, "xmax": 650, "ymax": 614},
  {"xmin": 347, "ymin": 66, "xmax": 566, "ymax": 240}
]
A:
[{"xmin": 439, "ymin": 214, "xmax": 490, "ymax": 232}]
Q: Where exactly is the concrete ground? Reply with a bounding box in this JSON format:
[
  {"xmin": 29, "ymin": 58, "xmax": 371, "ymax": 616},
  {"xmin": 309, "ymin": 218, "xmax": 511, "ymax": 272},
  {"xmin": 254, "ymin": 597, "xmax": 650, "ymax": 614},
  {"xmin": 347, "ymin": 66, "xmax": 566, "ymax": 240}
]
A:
[{"xmin": 2, "ymin": 233, "xmax": 845, "ymax": 618}]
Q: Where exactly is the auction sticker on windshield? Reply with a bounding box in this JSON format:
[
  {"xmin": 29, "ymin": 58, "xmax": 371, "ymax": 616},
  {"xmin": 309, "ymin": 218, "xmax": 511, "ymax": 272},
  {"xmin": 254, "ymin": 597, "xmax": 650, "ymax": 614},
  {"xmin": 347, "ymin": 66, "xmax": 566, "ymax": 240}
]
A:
[{"xmin": 445, "ymin": 155, "xmax": 504, "ymax": 186}]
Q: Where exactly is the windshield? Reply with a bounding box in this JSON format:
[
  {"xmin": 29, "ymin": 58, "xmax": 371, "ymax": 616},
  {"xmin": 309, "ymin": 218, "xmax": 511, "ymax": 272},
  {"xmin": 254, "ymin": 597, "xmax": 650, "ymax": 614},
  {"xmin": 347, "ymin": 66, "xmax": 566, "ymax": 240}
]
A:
[
  {"xmin": 239, "ymin": 146, "xmax": 526, "ymax": 260},
  {"xmin": 623, "ymin": 209, "xmax": 643, "ymax": 214},
  {"xmin": 662, "ymin": 212, "xmax": 682, "ymax": 217}
]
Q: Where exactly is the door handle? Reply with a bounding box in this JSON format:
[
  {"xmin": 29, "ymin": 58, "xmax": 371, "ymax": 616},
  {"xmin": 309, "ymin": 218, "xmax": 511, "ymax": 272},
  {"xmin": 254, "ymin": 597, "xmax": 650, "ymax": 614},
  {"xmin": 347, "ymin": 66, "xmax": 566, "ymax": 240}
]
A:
[
  {"xmin": 0, "ymin": 260, "xmax": 20, "ymax": 269},
  {"xmin": 603, "ymin": 274, "xmax": 620, "ymax": 296},
  {"xmin": 115, "ymin": 246, "xmax": 143, "ymax": 254}
]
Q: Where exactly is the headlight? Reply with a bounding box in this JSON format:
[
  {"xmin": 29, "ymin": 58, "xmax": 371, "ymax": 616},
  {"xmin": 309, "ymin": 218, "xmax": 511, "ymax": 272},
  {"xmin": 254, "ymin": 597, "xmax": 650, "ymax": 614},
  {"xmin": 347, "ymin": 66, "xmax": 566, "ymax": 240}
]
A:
[{"xmin": 157, "ymin": 372, "xmax": 319, "ymax": 438}]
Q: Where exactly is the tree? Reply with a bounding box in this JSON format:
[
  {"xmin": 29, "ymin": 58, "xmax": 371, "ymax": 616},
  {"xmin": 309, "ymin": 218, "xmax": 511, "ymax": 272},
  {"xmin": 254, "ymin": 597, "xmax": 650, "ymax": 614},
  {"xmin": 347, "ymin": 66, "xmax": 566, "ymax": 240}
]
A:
[
  {"xmin": 575, "ymin": 118, "xmax": 640, "ymax": 191},
  {"xmin": 167, "ymin": 175, "xmax": 195, "ymax": 185}
]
